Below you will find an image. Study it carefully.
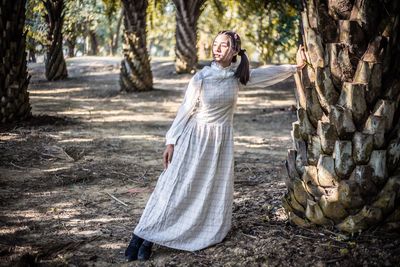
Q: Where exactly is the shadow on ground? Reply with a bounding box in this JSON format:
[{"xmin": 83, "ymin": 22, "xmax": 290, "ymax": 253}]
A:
[{"xmin": 0, "ymin": 57, "xmax": 399, "ymax": 267}]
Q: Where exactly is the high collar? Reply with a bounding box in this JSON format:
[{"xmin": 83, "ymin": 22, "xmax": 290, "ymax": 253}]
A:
[{"xmin": 210, "ymin": 61, "xmax": 236, "ymax": 72}]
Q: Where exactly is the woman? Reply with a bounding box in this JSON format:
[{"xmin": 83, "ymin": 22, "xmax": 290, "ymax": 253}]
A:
[{"xmin": 125, "ymin": 30, "xmax": 307, "ymax": 261}]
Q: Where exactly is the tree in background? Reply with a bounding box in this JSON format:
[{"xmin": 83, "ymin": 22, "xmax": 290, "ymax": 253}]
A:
[
  {"xmin": 25, "ymin": 0, "xmax": 301, "ymax": 64},
  {"xmin": 197, "ymin": 0, "xmax": 228, "ymax": 59},
  {"xmin": 64, "ymin": 0, "xmax": 86, "ymax": 57},
  {"xmin": 147, "ymin": 0, "xmax": 176, "ymax": 57},
  {"xmin": 102, "ymin": 0, "xmax": 123, "ymax": 55},
  {"xmin": 238, "ymin": 0, "xmax": 299, "ymax": 64},
  {"xmin": 120, "ymin": 0, "xmax": 153, "ymax": 92},
  {"xmin": 172, "ymin": 0, "xmax": 206, "ymax": 73},
  {"xmin": 196, "ymin": 0, "xmax": 300, "ymax": 64},
  {"xmin": 283, "ymin": 0, "xmax": 400, "ymax": 232},
  {"xmin": 64, "ymin": 0, "xmax": 117, "ymax": 57},
  {"xmin": 25, "ymin": 0, "xmax": 48, "ymax": 62},
  {"xmin": 0, "ymin": 0, "xmax": 31, "ymax": 123},
  {"xmin": 42, "ymin": 0, "xmax": 68, "ymax": 80}
]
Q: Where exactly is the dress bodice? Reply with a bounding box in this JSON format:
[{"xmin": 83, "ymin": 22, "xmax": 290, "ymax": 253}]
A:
[
  {"xmin": 193, "ymin": 62, "xmax": 239, "ymax": 125},
  {"xmin": 164, "ymin": 61, "xmax": 297, "ymax": 145}
]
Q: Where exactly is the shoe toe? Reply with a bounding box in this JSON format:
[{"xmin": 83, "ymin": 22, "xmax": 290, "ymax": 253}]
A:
[{"xmin": 138, "ymin": 245, "xmax": 152, "ymax": 260}]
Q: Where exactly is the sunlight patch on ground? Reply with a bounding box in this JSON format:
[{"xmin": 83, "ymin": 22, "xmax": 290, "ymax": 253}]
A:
[
  {"xmin": 235, "ymin": 135, "xmax": 269, "ymax": 144},
  {"xmin": 23, "ymin": 190, "xmax": 65, "ymax": 197},
  {"xmin": 99, "ymin": 242, "xmax": 125, "ymax": 249},
  {"xmin": 66, "ymin": 55, "xmax": 121, "ymax": 65},
  {"xmin": 103, "ymin": 134, "xmax": 162, "ymax": 142},
  {"xmin": 30, "ymin": 96, "xmax": 104, "ymax": 102},
  {"xmin": 0, "ymin": 133, "xmax": 21, "ymax": 141},
  {"xmin": 153, "ymin": 78, "xmax": 190, "ymax": 85},
  {"xmin": 274, "ymin": 207, "xmax": 289, "ymax": 221},
  {"xmin": 51, "ymin": 201, "xmax": 76, "ymax": 208},
  {"xmin": 58, "ymin": 109, "xmax": 133, "ymax": 116},
  {"xmin": 62, "ymin": 230, "xmax": 100, "ymax": 236},
  {"xmin": 69, "ymin": 217, "xmax": 127, "ymax": 224},
  {"xmin": 58, "ymin": 137, "xmax": 94, "ymax": 143},
  {"xmin": 8, "ymin": 210, "xmax": 44, "ymax": 220},
  {"xmin": 234, "ymin": 135, "xmax": 291, "ymax": 148},
  {"xmin": 46, "ymin": 208, "xmax": 81, "ymax": 219},
  {"xmin": 235, "ymin": 141, "xmax": 286, "ymax": 155},
  {"xmin": 78, "ymin": 70, "xmax": 119, "ymax": 76},
  {"xmin": 43, "ymin": 166, "xmax": 72, "ymax": 172},
  {"xmin": 88, "ymin": 114, "xmax": 168, "ymax": 122},
  {"xmin": 0, "ymin": 225, "xmax": 30, "ymax": 235},
  {"xmin": 30, "ymin": 87, "xmax": 88, "ymax": 95},
  {"xmin": 56, "ymin": 227, "xmax": 101, "ymax": 237},
  {"xmin": 237, "ymin": 97, "xmax": 295, "ymax": 107},
  {"xmin": 239, "ymin": 88, "xmax": 284, "ymax": 95}
]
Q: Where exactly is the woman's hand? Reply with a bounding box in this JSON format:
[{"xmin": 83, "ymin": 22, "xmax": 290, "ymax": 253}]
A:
[
  {"xmin": 163, "ymin": 144, "xmax": 174, "ymax": 169},
  {"xmin": 296, "ymin": 45, "xmax": 307, "ymax": 70}
]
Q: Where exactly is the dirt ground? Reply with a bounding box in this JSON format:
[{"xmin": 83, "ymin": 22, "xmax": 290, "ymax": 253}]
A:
[{"xmin": 0, "ymin": 56, "xmax": 399, "ymax": 267}]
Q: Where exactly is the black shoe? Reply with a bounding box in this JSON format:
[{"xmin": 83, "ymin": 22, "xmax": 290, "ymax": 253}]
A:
[
  {"xmin": 137, "ymin": 240, "xmax": 153, "ymax": 261},
  {"xmin": 125, "ymin": 234, "xmax": 144, "ymax": 261}
]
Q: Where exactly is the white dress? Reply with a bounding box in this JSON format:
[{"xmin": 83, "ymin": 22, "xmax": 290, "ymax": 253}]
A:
[{"xmin": 133, "ymin": 61, "xmax": 297, "ymax": 251}]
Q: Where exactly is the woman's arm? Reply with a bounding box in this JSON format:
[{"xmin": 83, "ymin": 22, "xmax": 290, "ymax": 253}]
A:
[
  {"xmin": 244, "ymin": 64, "xmax": 297, "ymax": 88},
  {"xmin": 243, "ymin": 45, "xmax": 307, "ymax": 88},
  {"xmin": 165, "ymin": 72, "xmax": 202, "ymax": 146}
]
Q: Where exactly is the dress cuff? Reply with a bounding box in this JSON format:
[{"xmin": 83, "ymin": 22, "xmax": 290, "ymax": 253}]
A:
[
  {"xmin": 291, "ymin": 64, "xmax": 298, "ymax": 74},
  {"xmin": 165, "ymin": 138, "xmax": 177, "ymax": 146}
]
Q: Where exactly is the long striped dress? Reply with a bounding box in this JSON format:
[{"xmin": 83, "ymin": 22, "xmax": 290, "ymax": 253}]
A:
[{"xmin": 133, "ymin": 61, "xmax": 297, "ymax": 251}]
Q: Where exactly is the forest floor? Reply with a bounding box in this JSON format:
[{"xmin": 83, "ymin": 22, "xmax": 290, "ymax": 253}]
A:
[{"xmin": 0, "ymin": 56, "xmax": 399, "ymax": 267}]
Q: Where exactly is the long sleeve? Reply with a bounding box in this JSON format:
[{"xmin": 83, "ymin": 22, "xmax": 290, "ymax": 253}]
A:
[
  {"xmin": 165, "ymin": 73, "xmax": 203, "ymax": 146},
  {"xmin": 244, "ymin": 64, "xmax": 297, "ymax": 88}
]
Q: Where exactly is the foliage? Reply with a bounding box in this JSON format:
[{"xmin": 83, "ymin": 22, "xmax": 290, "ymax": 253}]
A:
[
  {"xmin": 197, "ymin": 0, "xmax": 300, "ymax": 63},
  {"xmin": 147, "ymin": 0, "xmax": 176, "ymax": 57},
  {"xmin": 25, "ymin": 0, "xmax": 300, "ymax": 62},
  {"xmin": 238, "ymin": 0, "xmax": 300, "ymax": 63},
  {"xmin": 25, "ymin": 0, "xmax": 47, "ymax": 53}
]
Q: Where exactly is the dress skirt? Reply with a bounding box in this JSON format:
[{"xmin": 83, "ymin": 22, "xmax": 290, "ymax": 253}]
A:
[{"xmin": 133, "ymin": 117, "xmax": 234, "ymax": 251}]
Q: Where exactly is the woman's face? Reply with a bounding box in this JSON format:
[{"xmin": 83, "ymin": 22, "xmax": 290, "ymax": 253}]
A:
[{"xmin": 212, "ymin": 34, "xmax": 236, "ymax": 65}]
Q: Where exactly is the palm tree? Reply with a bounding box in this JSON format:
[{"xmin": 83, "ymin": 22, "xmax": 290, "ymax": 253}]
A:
[
  {"xmin": 283, "ymin": 0, "xmax": 400, "ymax": 232},
  {"xmin": 119, "ymin": 0, "xmax": 153, "ymax": 92},
  {"xmin": 0, "ymin": 0, "xmax": 31, "ymax": 123},
  {"xmin": 172, "ymin": 0, "xmax": 206, "ymax": 74},
  {"xmin": 43, "ymin": 0, "xmax": 68, "ymax": 81}
]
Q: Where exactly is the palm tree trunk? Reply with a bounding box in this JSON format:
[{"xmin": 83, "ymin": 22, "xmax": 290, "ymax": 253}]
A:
[
  {"xmin": 43, "ymin": 0, "xmax": 68, "ymax": 81},
  {"xmin": 172, "ymin": 0, "xmax": 206, "ymax": 74},
  {"xmin": 0, "ymin": 0, "xmax": 31, "ymax": 123},
  {"xmin": 119, "ymin": 0, "xmax": 153, "ymax": 92},
  {"xmin": 283, "ymin": 0, "xmax": 400, "ymax": 232}
]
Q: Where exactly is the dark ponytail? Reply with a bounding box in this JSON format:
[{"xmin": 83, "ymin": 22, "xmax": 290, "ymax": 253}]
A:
[
  {"xmin": 234, "ymin": 49, "xmax": 249, "ymax": 85},
  {"xmin": 216, "ymin": 30, "xmax": 250, "ymax": 85}
]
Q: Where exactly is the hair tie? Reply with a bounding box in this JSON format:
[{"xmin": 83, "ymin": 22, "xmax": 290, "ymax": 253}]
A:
[{"xmin": 238, "ymin": 49, "xmax": 246, "ymax": 56}]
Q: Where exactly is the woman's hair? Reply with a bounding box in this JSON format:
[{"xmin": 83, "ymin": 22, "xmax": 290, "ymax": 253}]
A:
[{"xmin": 214, "ymin": 30, "xmax": 250, "ymax": 85}]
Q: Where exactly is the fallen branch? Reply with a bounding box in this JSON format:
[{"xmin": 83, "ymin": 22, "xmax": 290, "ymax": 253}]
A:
[
  {"xmin": 105, "ymin": 192, "xmax": 128, "ymax": 207},
  {"xmin": 9, "ymin": 162, "xmax": 25, "ymax": 169}
]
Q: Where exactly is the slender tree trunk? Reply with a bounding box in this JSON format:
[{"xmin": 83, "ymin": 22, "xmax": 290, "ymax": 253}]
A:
[
  {"xmin": 172, "ymin": 0, "xmax": 206, "ymax": 74},
  {"xmin": 283, "ymin": 0, "xmax": 400, "ymax": 233},
  {"xmin": 43, "ymin": 0, "xmax": 68, "ymax": 81},
  {"xmin": 28, "ymin": 48, "xmax": 36, "ymax": 63},
  {"xmin": 88, "ymin": 29, "xmax": 98, "ymax": 56},
  {"xmin": 108, "ymin": 21, "xmax": 114, "ymax": 55},
  {"xmin": 66, "ymin": 37, "xmax": 76, "ymax": 57},
  {"xmin": 27, "ymin": 36, "xmax": 37, "ymax": 63},
  {"xmin": 111, "ymin": 8, "xmax": 123, "ymax": 55},
  {"xmin": 0, "ymin": 0, "xmax": 31, "ymax": 123},
  {"xmin": 119, "ymin": 0, "xmax": 153, "ymax": 92}
]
